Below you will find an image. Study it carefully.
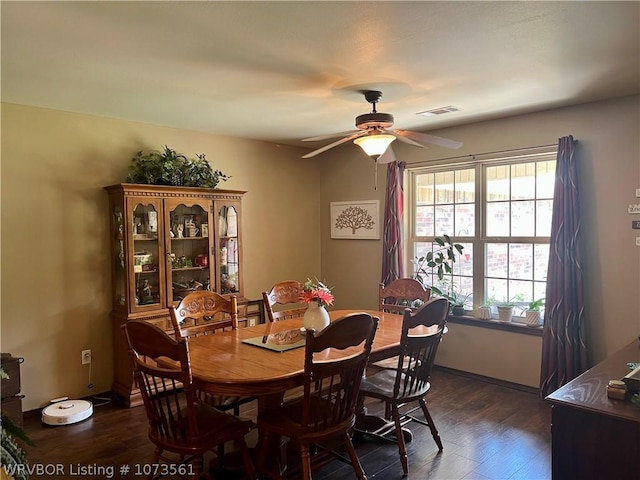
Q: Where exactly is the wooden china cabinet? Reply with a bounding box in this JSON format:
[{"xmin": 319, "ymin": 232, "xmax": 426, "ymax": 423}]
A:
[{"xmin": 104, "ymin": 183, "xmax": 246, "ymax": 406}]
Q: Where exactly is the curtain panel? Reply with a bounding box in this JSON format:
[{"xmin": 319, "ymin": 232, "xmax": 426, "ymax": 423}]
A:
[
  {"xmin": 540, "ymin": 135, "xmax": 588, "ymax": 397},
  {"xmin": 381, "ymin": 161, "xmax": 406, "ymax": 286}
]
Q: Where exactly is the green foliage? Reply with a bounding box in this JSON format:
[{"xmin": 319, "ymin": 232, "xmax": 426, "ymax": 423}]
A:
[
  {"xmin": 412, "ymin": 235, "xmax": 464, "ymax": 288},
  {"xmin": 126, "ymin": 146, "xmax": 230, "ymax": 188},
  {"xmin": 412, "ymin": 234, "xmax": 465, "ymax": 305},
  {"xmin": 527, "ymin": 298, "xmax": 545, "ymax": 311}
]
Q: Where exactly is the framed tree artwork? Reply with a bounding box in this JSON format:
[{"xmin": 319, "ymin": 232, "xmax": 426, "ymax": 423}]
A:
[{"xmin": 330, "ymin": 200, "xmax": 380, "ymax": 239}]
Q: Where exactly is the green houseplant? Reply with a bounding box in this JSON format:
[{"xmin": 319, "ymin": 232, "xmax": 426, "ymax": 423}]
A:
[
  {"xmin": 411, "ymin": 234, "xmax": 467, "ymax": 313},
  {"xmin": 126, "ymin": 146, "xmax": 230, "ymax": 188},
  {"xmin": 525, "ymin": 298, "xmax": 545, "ymax": 327}
]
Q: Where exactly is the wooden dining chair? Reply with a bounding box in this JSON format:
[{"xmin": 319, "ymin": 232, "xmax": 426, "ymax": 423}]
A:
[
  {"xmin": 122, "ymin": 320, "xmax": 257, "ymax": 480},
  {"xmin": 378, "ymin": 278, "xmax": 431, "ymax": 314},
  {"xmin": 358, "ymin": 297, "xmax": 449, "ymax": 476},
  {"xmin": 374, "ymin": 278, "xmax": 433, "ymax": 372},
  {"xmin": 262, "ymin": 280, "xmax": 307, "ymax": 322},
  {"xmin": 170, "ymin": 290, "xmax": 254, "ymax": 415},
  {"xmin": 257, "ymin": 312, "xmax": 379, "ymax": 480}
]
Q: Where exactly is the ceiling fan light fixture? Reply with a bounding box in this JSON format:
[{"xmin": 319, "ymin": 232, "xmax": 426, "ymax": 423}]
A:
[{"xmin": 353, "ymin": 133, "xmax": 395, "ymax": 158}]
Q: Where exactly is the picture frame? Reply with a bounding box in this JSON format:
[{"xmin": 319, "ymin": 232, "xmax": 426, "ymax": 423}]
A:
[
  {"xmin": 201, "ymin": 223, "xmax": 209, "ymax": 237},
  {"xmin": 330, "ymin": 200, "xmax": 380, "ymax": 240}
]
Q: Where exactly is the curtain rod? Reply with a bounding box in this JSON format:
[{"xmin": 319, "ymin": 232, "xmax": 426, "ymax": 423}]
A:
[{"xmin": 407, "ymin": 142, "xmax": 559, "ymax": 168}]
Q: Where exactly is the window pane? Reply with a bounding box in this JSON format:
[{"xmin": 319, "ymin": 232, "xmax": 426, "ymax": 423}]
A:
[
  {"xmin": 537, "ymin": 161, "xmax": 556, "ymax": 198},
  {"xmin": 415, "ymin": 173, "xmax": 434, "ymax": 204},
  {"xmin": 486, "ymin": 278, "xmax": 507, "ymax": 304},
  {"xmin": 536, "ymin": 199, "xmax": 553, "ymax": 237},
  {"xmin": 455, "ymin": 204, "xmax": 475, "ymax": 236},
  {"xmin": 509, "ymin": 243, "xmax": 533, "ymax": 280},
  {"xmin": 456, "ymin": 243, "xmax": 473, "ymax": 276},
  {"xmin": 511, "ymin": 163, "xmax": 536, "ymax": 200},
  {"xmin": 455, "ymin": 169, "xmax": 475, "ymax": 203},
  {"xmin": 486, "ymin": 202, "xmax": 509, "ymax": 236},
  {"xmin": 534, "ymin": 244, "xmax": 549, "ymax": 281},
  {"xmin": 434, "ymin": 171, "xmax": 455, "ymax": 204},
  {"xmin": 486, "ymin": 243, "xmax": 508, "ymax": 277},
  {"xmin": 486, "ymin": 165, "xmax": 510, "ymax": 201},
  {"xmin": 435, "ymin": 205, "xmax": 454, "ymax": 236},
  {"xmin": 415, "ymin": 205, "xmax": 434, "ymax": 236},
  {"xmin": 511, "ymin": 200, "xmax": 535, "ymax": 236}
]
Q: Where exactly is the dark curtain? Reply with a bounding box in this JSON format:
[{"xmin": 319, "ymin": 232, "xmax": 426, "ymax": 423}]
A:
[
  {"xmin": 540, "ymin": 135, "xmax": 588, "ymax": 397},
  {"xmin": 381, "ymin": 161, "xmax": 406, "ymax": 286}
]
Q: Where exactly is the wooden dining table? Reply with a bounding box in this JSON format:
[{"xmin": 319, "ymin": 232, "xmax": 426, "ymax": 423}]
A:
[
  {"xmin": 186, "ymin": 309, "xmax": 410, "ymax": 404},
  {"xmin": 183, "ymin": 308, "xmax": 441, "ymax": 476}
]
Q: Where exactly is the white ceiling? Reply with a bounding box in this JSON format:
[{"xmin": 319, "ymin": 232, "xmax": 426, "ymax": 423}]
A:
[{"xmin": 2, "ymin": 1, "xmax": 639, "ymax": 151}]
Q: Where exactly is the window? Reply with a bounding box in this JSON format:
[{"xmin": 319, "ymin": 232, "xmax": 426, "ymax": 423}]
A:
[{"xmin": 408, "ymin": 151, "xmax": 556, "ymax": 323}]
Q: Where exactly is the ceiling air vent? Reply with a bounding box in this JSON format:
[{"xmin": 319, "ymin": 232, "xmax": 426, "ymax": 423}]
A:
[{"xmin": 417, "ymin": 105, "xmax": 461, "ymax": 117}]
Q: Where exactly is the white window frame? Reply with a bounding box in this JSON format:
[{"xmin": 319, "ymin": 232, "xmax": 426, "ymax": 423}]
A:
[{"xmin": 406, "ymin": 149, "xmax": 557, "ymax": 324}]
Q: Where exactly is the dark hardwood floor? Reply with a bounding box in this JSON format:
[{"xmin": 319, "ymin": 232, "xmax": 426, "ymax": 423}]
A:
[{"xmin": 21, "ymin": 369, "xmax": 551, "ymax": 479}]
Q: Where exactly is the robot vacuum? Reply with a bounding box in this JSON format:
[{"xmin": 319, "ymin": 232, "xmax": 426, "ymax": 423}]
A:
[{"xmin": 41, "ymin": 397, "xmax": 93, "ymax": 426}]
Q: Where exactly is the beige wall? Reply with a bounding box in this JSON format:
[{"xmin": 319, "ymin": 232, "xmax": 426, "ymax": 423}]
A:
[
  {"xmin": 1, "ymin": 103, "xmax": 321, "ymax": 410},
  {"xmin": 321, "ymin": 95, "xmax": 640, "ymax": 387},
  {"xmin": 2, "ymin": 95, "xmax": 638, "ymax": 409}
]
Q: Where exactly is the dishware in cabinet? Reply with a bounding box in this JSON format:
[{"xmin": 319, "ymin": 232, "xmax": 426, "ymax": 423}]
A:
[
  {"xmin": 163, "ymin": 197, "xmax": 214, "ymax": 304},
  {"xmin": 214, "ymin": 199, "xmax": 242, "ymax": 295},
  {"xmin": 107, "ymin": 194, "xmax": 167, "ymax": 314}
]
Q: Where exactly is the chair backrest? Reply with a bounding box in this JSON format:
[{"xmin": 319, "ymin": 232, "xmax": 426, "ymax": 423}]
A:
[
  {"xmin": 392, "ymin": 297, "xmax": 449, "ymax": 399},
  {"xmin": 122, "ymin": 319, "xmax": 199, "ymax": 443},
  {"xmin": 301, "ymin": 313, "xmax": 379, "ymax": 432},
  {"xmin": 379, "ymin": 278, "xmax": 431, "ymax": 314},
  {"xmin": 170, "ymin": 290, "xmax": 238, "ymax": 338},
  {"xmin": 262, "ymin": 280, "xmax": 307, "ymax": 322}
]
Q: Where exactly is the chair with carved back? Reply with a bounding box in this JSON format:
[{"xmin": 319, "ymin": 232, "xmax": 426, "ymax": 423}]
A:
[
  {"xmin": 170, "ymin": 290, "xmax": 254, "ymax": 415},
  {"xmin": 374, "ymin": 278, "xmax": 433, "ymax": 373},
  {"xmin": 357, "ymin": 297, "xmax": 449, "ymax": 476},
  {"xmin": 262, "ymin": 280, "xmax": 307, "ymax": 322},
  {"xmin": 257, "ymin": 313, "xmax": 379, "ymax": 480},
  {"xmin": 122, "ymin": 319, "xmax": 257, "ymax": 480},
  {"xmin": 378, "ymin": 278, "xmax": 431, "ymax": 314}
]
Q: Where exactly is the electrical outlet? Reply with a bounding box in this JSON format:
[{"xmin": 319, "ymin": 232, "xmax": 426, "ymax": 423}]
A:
[
  {"xmin": 636, "ymin": 188, "xmax": 640, "ymax": 198},
  {"xmin": 81, "ymin": 349, "xmax": 92, "ymax": 365},
  {"xmin": 636, "ymin": 237, "xmax": 640, "ymax": 247}
]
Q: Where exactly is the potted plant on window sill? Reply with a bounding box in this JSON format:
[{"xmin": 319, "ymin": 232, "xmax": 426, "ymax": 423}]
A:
[
  {"xmin": 497, "ymin": 301, "xmax": 515, "ymax": 323},
  {"xmin": 525, "ymin": 298, "xmax": 544, "ymax": 327},
  {"xmin": 477, "ymin": 298, "xmax": 495, "ymax": 320}
]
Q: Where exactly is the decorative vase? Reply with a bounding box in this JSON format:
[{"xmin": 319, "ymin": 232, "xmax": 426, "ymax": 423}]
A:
[
  {"xmin": 451, "ymin": 305, "xmax": 465, "ymax": 316},
  {"xmin": 497, "ymin": 306, "xmax": 514, "ymax": 323},
  {"xmin": 478, "ymin": 306, "xmax": 492, "ymax": 320},
  {"xmin": 303, "ymin": 301, "xmax": 330, "ymax": 332},
  {"xmin": 525, "ymin": 310, "xmax": 542, "ymax": 327}
]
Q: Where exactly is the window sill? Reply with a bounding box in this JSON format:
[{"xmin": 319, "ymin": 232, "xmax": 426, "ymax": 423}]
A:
[{"xmin": 447, "ymin": 314, "xmax": 543, "ymax": 336}]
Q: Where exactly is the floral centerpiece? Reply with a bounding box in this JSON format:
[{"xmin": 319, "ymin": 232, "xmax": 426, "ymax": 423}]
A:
[
  {"xmin": 300, "ymin": 278, "xmax": 333, "ymax": 332},
  {"xmin": 300, "ymin": 278, "xmax": 334, "ymax": 306}
]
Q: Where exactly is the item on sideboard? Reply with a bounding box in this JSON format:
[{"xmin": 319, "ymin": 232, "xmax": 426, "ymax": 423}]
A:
[
  {"xmin": 175, "ymin": 224, "xmax": 184, "ymax": 238},
  {"xmin": 623, "ymin": 365, "xmax": 640, "ymax": 394},
  {"xmin": 201, "ymin": 223, "xmax": 209, "ymax": 237},
  {"xmin": 186, "ymin": 225, "xmax": 199, "ymax": 237},
  {"xmin": 606, "ymin": 380, "xmax": 627, "ymax": 400}
]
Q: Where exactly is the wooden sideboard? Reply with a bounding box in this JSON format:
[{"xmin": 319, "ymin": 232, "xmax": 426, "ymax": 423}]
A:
[{"xmin": 545, "ymin": 339, "xmax": 640, "ymax": 480}]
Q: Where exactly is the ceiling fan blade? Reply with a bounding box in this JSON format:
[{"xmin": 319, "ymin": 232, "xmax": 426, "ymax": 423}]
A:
[
  {"xmin": 302, "ymin": 130, "xmax": 361, "ymax": 142},
  {"xmin": 385, "ymin": 129, "xmax": 426, "ymax": 148},
  {"xmin": 394, "ymin": 129, "xmax": 464, "ymax": 149},
  {"xmin": 377, "ymin": 146, "xmax": 397, "ymax": 164},
  {"xmin": 301, "ymin": 132, "xmax": 365, "ymax": 158}
]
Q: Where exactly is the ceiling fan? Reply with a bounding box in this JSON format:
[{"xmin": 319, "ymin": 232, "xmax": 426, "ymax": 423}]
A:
[{"xmin": 301, "ymin": 90, "xmax": 463, "ymax": 164}]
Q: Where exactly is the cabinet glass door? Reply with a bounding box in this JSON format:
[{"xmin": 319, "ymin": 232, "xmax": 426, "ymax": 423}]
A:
[
  {"xmin": 129, "ymin": 200, "xmax": 163, "ymax": 310},
  {"xmin": 216, "ymin": 202, "xmax": 241, "ymax": 295},
  {"xmin": 165, "ymin": 199, "xmax": 213, "ymax": 304}
]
